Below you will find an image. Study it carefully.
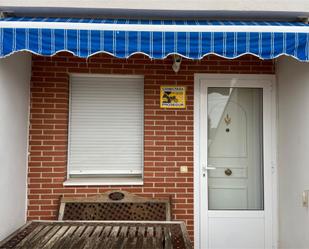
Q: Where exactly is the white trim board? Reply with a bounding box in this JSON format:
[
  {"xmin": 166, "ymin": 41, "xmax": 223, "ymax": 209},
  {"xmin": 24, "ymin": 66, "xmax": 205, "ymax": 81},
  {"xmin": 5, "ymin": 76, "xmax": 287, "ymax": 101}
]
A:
[
  {"xmin": 0, "ymin": 21, "xmax": 309, "ymax": 33},
  {"xmin": 193, "ymin": 73, "xmax": 278, "ymax": 249},
  {"xmin": 1, "ymin": 0, "xmax": 309, "ymax": 13}
]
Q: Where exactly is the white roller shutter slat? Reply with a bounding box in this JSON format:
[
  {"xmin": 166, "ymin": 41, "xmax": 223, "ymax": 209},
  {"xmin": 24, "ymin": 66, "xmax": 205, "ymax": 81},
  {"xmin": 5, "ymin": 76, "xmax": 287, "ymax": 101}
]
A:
[{"xmin": 68, "ymin": 75, "xmax": 144, "ymax": 177}]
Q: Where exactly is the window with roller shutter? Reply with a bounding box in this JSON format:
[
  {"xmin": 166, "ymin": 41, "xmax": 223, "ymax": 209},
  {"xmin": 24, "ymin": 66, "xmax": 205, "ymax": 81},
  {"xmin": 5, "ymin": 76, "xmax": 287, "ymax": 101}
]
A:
[{"xmin": 68, "ymin": 74, "xmax": 144, "ymax": 180}]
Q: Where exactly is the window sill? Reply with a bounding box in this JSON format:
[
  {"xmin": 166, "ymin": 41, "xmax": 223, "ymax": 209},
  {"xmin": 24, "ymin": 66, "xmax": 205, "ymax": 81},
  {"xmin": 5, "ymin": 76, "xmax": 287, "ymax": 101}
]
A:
[{"xmin": 63, "ymin": 177, "xmax": 144, "ymax": 186}]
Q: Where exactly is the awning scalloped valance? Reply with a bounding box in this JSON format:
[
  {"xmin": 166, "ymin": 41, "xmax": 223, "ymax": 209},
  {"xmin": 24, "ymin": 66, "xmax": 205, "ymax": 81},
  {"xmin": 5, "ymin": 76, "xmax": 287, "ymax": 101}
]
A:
[{"xmin": 1, "ymin": 17, "xmax": 309, "ymax": 61}]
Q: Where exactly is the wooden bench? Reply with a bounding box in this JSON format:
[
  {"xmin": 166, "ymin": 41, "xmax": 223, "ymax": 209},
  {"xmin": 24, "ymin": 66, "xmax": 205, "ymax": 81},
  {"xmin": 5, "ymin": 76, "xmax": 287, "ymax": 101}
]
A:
[
  {"xmin": 0, "ymin": 221, "xmax": 193, "ymax": 249},
  {"xmin": 58, "ymin": 190, "xmax": 171, "ymax": 221}
]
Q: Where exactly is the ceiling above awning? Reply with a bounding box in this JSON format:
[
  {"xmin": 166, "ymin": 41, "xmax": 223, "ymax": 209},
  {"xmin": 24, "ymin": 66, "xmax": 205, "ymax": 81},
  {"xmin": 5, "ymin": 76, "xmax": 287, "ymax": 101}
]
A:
[{"xmin": 1, "ymin": 17, "xmax": 309, "ymax": 61}]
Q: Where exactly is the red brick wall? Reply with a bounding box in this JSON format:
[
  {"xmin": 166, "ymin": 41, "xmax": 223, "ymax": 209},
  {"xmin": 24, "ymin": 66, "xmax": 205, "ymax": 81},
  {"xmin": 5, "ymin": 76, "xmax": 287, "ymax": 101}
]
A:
[{"xmin": 28, "ymin": 52, "xmax": 275, "ymax": 240}]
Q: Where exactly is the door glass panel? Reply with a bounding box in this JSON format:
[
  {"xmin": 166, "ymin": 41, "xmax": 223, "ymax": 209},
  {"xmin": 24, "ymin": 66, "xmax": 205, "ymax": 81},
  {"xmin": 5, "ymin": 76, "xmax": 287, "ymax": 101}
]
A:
[{"xmin": 207, "ymin": 87, "xmax": 264, "ymax": 210}]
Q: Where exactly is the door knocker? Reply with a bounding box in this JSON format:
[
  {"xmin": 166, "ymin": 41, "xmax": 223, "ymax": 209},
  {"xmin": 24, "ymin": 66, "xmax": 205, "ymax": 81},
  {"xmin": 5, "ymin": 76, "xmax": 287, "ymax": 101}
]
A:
[
  {"xmin": 224, "ymin": 168, "xmax": 232, "ymax": 176},
  {"xmin": 224, "ymin": 114, "xmax": 231, "ymax": 133}
]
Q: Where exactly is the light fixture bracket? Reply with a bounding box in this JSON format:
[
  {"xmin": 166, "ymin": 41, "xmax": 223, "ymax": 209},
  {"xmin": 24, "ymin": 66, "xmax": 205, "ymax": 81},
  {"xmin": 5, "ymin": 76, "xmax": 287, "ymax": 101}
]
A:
[
  {"xmin": 0, "ymin": 11, "xmax": 15, "ymax": 19},
  {"xmin": 172, "ymin": 55, "xmax": 182, "ymax": 73}
]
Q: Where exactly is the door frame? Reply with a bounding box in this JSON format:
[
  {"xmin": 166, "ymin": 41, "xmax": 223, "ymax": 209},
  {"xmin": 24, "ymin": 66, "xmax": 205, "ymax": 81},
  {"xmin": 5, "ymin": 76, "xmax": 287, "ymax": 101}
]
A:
[{"xmin": 193, "ymin": 74, "xmax": 278, "ymax": 249}]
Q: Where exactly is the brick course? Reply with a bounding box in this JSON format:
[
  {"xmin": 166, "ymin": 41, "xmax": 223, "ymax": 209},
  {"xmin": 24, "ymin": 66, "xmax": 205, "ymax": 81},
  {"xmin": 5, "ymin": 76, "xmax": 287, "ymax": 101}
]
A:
[{"xmin": 28, "ymin": 52, "xmax": 275, "ymax": 241}]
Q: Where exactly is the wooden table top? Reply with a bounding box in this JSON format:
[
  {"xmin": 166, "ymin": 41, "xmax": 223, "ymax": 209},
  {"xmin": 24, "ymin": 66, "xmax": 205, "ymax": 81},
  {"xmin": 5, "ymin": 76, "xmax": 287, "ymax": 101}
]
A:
[{"xmin": 0, "ymin": 221, "xmax": 192, "ymax": 249}]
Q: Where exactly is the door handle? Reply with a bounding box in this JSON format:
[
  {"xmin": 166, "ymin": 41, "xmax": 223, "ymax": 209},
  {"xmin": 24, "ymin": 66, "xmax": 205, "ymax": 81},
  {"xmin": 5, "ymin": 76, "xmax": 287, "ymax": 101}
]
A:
[
  {"xmin": 202, "ymin": 164, "xmax": 217, "ymax": 177},
  {"xmin": 203, "ymin": 164, "xmax": 217, "ymax": 170}
]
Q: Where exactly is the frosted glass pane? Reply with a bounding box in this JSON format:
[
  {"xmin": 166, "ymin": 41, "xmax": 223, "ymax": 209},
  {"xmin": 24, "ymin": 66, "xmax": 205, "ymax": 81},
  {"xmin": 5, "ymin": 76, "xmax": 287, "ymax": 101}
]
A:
[{"xmin": 207, "ymin": 87, "xmax": 264, "ymax": 210}]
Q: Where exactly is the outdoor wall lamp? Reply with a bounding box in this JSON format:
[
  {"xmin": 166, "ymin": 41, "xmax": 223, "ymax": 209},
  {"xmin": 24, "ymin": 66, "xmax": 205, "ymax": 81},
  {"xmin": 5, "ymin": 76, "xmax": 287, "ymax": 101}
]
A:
[
  {"xmin": 298, "ymin": 16, "xmax": 309, "ymax": 24},
  {"xmin": 0, "ymin": 11, "xmax": 14, "ymax": 18},
  {"xmin": 172, "ymin": 55, "xmax": 182, "ymax": 73}
]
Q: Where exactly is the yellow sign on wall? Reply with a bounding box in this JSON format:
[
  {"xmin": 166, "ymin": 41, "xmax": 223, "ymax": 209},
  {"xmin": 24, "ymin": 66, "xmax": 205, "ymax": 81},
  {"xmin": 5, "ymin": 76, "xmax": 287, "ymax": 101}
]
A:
[{"xmin": 160, "ymin": 86, "xmax": 186, "ymax": 108}]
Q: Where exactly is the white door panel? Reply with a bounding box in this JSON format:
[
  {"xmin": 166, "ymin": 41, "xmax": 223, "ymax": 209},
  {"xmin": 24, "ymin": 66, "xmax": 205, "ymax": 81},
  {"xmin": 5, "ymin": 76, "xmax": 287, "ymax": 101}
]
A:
[
  {"xmin": 209, "ymin": 99, "xmax": 248, "ymax": 158},
  {"xmin": 209, "ymin": 188, "xmax": 248, "ymax": 210},
  {"xmin": 209, "ymin": 216, "xmax": 265, "ymax": 249}
]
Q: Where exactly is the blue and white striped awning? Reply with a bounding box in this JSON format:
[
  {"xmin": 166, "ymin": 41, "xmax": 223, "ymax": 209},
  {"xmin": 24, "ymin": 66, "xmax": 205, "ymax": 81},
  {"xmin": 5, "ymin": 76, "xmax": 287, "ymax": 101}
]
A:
[{"xmin": 1, "ymin": 17, "xmax": 309, "ymax": 61}]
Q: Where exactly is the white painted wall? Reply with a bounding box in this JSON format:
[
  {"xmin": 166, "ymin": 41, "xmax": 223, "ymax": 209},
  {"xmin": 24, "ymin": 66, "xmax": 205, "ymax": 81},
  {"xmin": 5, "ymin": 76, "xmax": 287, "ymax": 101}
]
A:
[
  {"xmin": 0, "ymin": 0, "xmax": 308, "ymax": 19},
  {"xmin": 0, "ymin": 52, "xmax": 31, "ymax": 241},
  {"xmin": 277, "ymin": 57, "xmax": 309, "ymax": 248}
]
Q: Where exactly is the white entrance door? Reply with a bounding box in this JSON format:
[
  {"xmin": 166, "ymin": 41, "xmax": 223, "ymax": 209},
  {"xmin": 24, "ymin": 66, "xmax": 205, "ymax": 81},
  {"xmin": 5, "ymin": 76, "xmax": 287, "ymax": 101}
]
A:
[{"xmin": 195, "ymin": 74, "xmax": 276, "ymax": 249}]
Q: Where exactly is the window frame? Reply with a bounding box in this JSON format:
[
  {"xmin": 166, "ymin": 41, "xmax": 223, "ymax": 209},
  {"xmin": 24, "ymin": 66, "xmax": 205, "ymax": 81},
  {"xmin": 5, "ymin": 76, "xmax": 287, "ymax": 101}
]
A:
[{"xmin": 65, "ymin": 73, "xmax": 144, "ymax": 186}]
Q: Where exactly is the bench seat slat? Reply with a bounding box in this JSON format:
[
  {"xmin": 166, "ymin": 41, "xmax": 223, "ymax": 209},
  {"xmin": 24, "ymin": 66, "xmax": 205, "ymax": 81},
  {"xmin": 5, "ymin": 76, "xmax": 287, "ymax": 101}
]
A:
[{"xmin": 0, "ymin": 221, "xmax": 192, "ymax": 249}]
